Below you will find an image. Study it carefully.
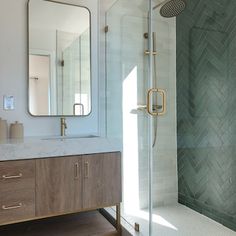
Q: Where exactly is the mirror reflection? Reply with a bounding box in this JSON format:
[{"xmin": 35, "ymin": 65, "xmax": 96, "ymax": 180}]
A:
[{"xmin": 28, "ymin": 0, "xmax": 91, "ymax": 116}]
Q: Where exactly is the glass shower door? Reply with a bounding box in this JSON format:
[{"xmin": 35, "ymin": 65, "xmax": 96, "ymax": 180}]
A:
[{"xmin": 105, "ymin": 0, "xmax": 157, "ymax": 235}]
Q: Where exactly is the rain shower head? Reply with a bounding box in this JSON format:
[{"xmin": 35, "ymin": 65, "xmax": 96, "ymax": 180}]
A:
[{"xmin": 153, "ymin": 0, "xmax": 186, "ymax": 18}]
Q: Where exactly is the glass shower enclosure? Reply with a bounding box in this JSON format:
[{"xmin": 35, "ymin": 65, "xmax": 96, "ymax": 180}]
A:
[
  {"xmin": 104, "ymin": 0, "xmax": 236, "ymax": 235},
  {"xmin": 106, "ymin": 0, "xmax": 175, "ymax": 235}
]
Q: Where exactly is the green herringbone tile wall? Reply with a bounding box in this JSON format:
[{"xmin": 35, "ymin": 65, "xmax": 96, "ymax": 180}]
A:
[{"xmin": 177, "ymin": 0, "xmax": 236, "ymax": 231}]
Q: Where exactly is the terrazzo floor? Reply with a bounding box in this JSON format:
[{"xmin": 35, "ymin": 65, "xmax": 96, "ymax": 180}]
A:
[{"xmin": 122, "ymin": 204, "xmax": 236, "ymax": 236}]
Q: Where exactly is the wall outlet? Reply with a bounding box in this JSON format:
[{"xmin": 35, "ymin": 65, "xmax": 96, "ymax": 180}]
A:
[{"xmin": 3, "ymin": 95, "xmax": 14, "ymax": 110}]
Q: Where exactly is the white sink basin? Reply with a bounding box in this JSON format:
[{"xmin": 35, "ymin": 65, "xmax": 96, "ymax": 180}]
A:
[{"xmin": 42, "ymin": 135, "xmax": 99, "ymax": 141}]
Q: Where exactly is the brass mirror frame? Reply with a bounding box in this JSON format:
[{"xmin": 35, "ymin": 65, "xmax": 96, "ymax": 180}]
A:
[{"xmin": 27, "ymin": 0, "xmax": 92, "ymax": 117}]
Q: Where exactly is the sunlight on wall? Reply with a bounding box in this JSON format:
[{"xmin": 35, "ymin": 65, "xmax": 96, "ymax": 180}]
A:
[
  {"xmin": 123, "ymin": 66, "xmax": 140, "ymax": 214},
  {"xmin": 122, "ymin": 66, "xmax": 178, "ymax": 233}
]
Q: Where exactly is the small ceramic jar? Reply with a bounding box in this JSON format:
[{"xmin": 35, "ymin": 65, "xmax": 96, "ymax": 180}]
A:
[{"xmin": 10, "ymin": 121, "xmax": 24, "ymax": 139}]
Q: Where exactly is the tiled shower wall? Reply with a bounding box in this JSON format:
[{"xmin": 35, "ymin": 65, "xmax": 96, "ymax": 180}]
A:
[{"xmin": 177, "ymin": 0, "xmax": 236, "ymax": 231}]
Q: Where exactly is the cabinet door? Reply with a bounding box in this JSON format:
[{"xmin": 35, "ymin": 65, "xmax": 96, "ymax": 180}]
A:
[
  {"xmin": 82, "ymin": 152, "xmax": 121, "ymax": 209},
  {"xmin": 36, "ymin": 157, "xmax": 82, "ymax": 216}
]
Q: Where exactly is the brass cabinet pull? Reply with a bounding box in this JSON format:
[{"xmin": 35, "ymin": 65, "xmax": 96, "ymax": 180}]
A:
[
  {"xmin": 84, "ymin": 162, "xmax": 89, "ymax": 178},
  {"xmin": 2, "ymin": 173, "xmax": 22, "ymax": 179},
  {"xmin": 2, "ymin": 203, "xmax": 22, "ymax": 210},
  {"xmin": 147, "ymin": 88, "xmax": 166, "ymax": 116},
  {"xmin": 75, "ymin": 162, "xmax": 80, "ymax": 179}
]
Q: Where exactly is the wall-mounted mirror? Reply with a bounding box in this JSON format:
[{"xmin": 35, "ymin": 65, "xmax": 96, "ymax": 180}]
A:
[{"xmin": 28, "ymin": 0, "xmax": 91, "ymax": 116}]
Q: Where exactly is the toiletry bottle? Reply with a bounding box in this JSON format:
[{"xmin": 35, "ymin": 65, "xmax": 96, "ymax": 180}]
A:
[
  {"xmin": 10, "ymin": 121, "xmax": 24, "ymax": 139},
  {"xmin": 0, "ymin": 118, "xmax": 8, "ymax": 140}
]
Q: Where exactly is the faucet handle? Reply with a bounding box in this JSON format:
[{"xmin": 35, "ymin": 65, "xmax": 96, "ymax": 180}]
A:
[{"xmin": 60, "ymin": 117, "xmax": 67, "ymax": 136}]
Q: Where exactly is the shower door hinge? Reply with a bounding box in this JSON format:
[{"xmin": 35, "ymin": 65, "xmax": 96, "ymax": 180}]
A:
[
  {"xmin": 61, "ymin": 60, "xmax": 65, "ymax": 67},
  {"xmin": 105, "ymin": 25, "xmax": 109, "ymax": 33},
  {"xmin": 134, "ymin": 223, "xmax": 140, "ymax": 232}
]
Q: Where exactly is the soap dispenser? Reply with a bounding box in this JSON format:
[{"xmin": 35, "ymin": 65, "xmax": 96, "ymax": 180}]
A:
[
  {"xmin": 0, "ymin": 118, "xmax": 8, "ymax": 140},
  {"xmin": 10, "ymin": 121, "xmax": 24, "ymax": 139}
]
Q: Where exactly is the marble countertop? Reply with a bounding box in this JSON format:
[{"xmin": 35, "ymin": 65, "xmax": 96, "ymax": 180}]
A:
[{"xmin": 0, "ymin": 136, "xmax": 122, "ymax": 161}]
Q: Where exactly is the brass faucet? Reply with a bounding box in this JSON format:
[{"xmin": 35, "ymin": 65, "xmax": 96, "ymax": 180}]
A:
[{"xmin": 60, "ymin": 117, "xmax": 67, "ymax": 136}]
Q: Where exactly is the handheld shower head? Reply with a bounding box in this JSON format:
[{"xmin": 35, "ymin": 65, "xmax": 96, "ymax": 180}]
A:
[{"xmin": 153, "ymin": 0, "xmax": 186, "ymax": 18}]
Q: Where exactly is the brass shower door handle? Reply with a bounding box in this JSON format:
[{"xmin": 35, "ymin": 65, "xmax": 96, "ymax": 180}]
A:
[{"xmin": 147, "ymin": 88, "xmax": 166, "ymax": 116}]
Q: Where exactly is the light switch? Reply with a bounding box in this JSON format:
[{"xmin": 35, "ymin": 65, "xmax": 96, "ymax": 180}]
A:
[{"xmin": 3, "ymin": 95, "xmax": 14, "ymax": 110}]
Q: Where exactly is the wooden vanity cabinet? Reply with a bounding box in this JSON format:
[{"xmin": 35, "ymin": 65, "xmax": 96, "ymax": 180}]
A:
[
  {"xmin": 0, "ymin": 152, "xmax": 121, "ymax": 226},
  {"xmin": 36, "ymin": 152, "xmax": 121, "ymax": 217},
  {"xmin": 35, "ymin": 156, "xmax": 82, "ymax": 216}
]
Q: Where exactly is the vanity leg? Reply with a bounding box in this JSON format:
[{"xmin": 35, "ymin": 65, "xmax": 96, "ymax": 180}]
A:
[{"xmin": 116, "ymin": 203, "xmax": 121, "ymax": 235}]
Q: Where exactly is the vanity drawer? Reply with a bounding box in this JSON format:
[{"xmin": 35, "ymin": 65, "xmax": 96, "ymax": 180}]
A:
[
  {"xmin": 0, "ymin": 160, "xmax": 35, "ymax": 189},
  {"xmin": 0, "ymin": 188, "xmax": 35, "ymax": 225}
]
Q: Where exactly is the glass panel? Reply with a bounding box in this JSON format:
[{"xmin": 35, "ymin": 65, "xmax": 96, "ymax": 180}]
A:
[
  {"xmin": 150, "ymin": 0, "xmax": 236, "ymax": 235},
  {"xmin": 105, "ymin": 0, "xmax": 152, "ymax": 235},
  {"xmin": 150, "ymin": 4, "xmax": 178, "ymax": 236},
  {"xmin": 106, "ymin": 0, "xmax": 236, "ymax": 235},
  {"xmin": 28, "ymin": 0, "xmax": 91, "ymax": 116}
]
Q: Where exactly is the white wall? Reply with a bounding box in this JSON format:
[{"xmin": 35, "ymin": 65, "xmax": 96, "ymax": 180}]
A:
[{"xmin": 0, "ymin": 0, "xmax": 99, "ymax": 137}]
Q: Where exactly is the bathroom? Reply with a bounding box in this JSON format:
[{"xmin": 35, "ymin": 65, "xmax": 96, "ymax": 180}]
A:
[{"xmin": 0, "ymin": 0, "xmax": 235, "ymax": 235}]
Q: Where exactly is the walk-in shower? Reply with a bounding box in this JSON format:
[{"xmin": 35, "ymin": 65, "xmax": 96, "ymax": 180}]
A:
[{"xmin": 104, "ymin": 0, "xmax": 236, "ymax": 235}]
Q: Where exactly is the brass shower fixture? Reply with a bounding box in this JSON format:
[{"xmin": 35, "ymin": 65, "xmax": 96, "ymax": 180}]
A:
[
  {"xmin": 144, "ymin": 50, "xmax": 157, "ymax": 56},
  {"xmin": 144, "ymin": 32, "xmax": 157, "ymax": 56},
  {"xmin": 144, "ymin": 32, "xmax": 148, "ymax": 39}
]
